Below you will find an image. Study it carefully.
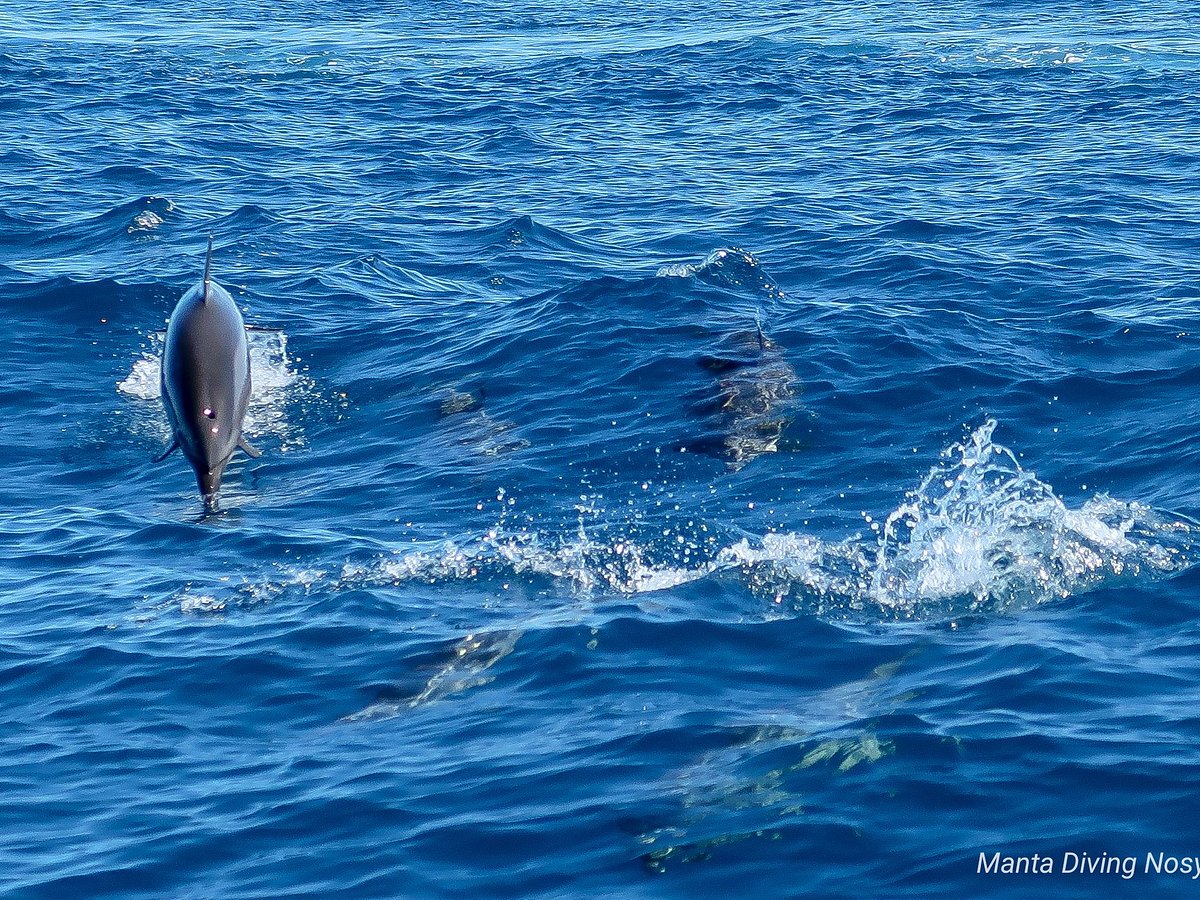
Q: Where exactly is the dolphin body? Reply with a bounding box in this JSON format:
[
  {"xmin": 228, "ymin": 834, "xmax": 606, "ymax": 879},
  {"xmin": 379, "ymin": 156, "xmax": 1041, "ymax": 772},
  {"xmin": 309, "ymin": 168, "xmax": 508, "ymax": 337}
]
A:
[
  {"xmin": 695, "ymin": 323, "xmax": 798, "ymax": 471},
  {"xmin": 156, "ymin": 238, "xmax": 260, "ymax": 503}
]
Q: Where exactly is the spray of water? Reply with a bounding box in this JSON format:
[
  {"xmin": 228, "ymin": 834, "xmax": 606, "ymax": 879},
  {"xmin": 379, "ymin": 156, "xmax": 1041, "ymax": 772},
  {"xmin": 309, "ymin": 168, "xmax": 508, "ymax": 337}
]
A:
[
  {"xmin": 722, "ymin": 420, "xmax": 1193, "ymax": 616},
  {"xmin": 117, "ymin": 328, "xmax": 310, "ymax": 448},
  {"xmin": 163, "ymin": 420, "xmax": 1196, "ymax": 626}
]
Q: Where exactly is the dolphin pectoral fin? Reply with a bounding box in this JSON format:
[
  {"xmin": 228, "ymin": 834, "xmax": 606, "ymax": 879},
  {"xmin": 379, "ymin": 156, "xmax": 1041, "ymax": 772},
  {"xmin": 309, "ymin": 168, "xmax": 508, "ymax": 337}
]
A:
[
  {"xmin": 238, "ymin": 437, "xmax": 263, "ymax": 459},
  {"xmin": 153, "ymin": 439, "xmax": 180, "ymax": 463}
]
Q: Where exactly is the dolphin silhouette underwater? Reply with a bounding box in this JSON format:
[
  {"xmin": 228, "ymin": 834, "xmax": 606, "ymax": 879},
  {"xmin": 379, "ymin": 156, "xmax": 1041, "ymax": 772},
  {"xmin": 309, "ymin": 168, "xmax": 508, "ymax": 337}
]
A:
[
  {"xmin": 694, "ymin": 322, "xmax": 798, "ymax": 470},
  {"xmin": 156, "ymin": 237, "xmax": 260, "ymax": 503}
]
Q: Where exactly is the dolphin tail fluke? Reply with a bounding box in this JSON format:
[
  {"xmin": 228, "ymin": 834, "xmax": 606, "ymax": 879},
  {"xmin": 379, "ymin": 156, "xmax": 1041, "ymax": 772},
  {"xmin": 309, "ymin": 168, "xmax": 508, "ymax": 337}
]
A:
[
  {"xmin": 202, "ymin": 235, "xmax": 214, "ymax": 302},
  {"xmin": 238, "ymin": 436, "xmax": 262, "ymax": 459},
  {"xmin": 153, "ymin": 439, "xmax": 180, "ymax": 463}
]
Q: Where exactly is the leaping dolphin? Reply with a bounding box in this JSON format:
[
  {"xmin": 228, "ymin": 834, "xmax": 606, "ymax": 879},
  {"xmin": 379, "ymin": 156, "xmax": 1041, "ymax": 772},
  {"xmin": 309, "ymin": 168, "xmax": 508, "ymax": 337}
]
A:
[{"xmin": 156, "ymin": 237, "xmax": 260, "ymax": 504}]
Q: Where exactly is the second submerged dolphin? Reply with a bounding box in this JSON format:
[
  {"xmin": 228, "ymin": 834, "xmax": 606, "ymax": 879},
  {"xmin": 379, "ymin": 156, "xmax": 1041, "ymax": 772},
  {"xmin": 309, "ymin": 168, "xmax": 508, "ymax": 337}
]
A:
[
  {"xmin": 696, "ymin": 323, "xmax": 798, "ymax": 470},
  {"xmin": 156, "ymin": 237, "xmax": 260, "ymax": 503}
]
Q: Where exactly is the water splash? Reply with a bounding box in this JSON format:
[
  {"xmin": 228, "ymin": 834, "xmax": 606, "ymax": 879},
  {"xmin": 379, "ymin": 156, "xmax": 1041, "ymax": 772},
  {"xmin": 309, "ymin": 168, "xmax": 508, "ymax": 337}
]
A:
[
  {"xmin": 718, "ymin": 534, "xmax": 874, "ymax": 614},
  {"xmin": 169, "ymin": 421, "xmax": 1196, "ymax": 623},
  {"xmin": 117, "ymin": 328, "xmax": 310, "ymax": 447},
  {"xmin": 869, "ymin": 419, "xmax": 1191, "ymax": 611},
  {"xmin": 723, "ymin": 420, "xmax": 1195, "ymax": 616},
  {"xmin": 348, "ymin": 526, "xmax": 712, "ymax": 598},
  {"xmin": 125, "ymin": 196, "xmax": 174, "ymax": 235}
]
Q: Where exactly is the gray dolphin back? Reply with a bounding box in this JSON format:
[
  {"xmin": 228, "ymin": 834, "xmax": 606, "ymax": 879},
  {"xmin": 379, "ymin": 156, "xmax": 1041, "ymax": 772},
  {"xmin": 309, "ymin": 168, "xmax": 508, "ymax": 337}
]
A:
[{"xmin": 159, "ymin": 238, "xmax": 257, "ymax": 500}]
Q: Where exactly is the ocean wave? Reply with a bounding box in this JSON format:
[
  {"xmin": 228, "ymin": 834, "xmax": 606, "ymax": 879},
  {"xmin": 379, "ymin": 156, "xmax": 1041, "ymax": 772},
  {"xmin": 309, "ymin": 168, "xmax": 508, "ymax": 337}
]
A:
[
  {"xmin": 324, "ymin": 253, "xmax": 465, "ymax": 299},
  {"xmin": 343, "ymin": 522, "xmax": 712, "ymax": 598},
  {"xmin": 0, "ymin": 207, "xmax": 36, "ymax": 238},
  {"xmin": 207, "ymin": 203, "xmax": 285, "ymax": 232},
  {"xmin": 657, "ymin": 247, "xmax": 785, "ymax": 302},
  {"xmin": 4, "ymin": 273, "xmax": 175, "ymax": 322},
  {"xmin": 14, "ymin": 196, "xmax": 179, "ymax": 255},
  {"xmin": 461, "ymin": 214, "xmax": 620, "ymax": 256}
]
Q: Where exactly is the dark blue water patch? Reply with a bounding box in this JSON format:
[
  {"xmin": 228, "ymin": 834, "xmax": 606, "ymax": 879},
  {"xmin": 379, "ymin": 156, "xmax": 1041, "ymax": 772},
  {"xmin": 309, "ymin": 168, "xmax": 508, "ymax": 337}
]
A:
[
  {"xmin": 206, "ymin": 203, "xmax": 285, "ymax": 234},
  {"xmin": 2, "ymin": 274, "xmax": 173, "ymax": 326},
  {"xmin": 3, "ymin": 196, "xmax": 179, "ymax": 258},
  {"xmin": 0, "ymin": 208, "xmax": 39, "ymax": 243},
  {"xmin": 92, "ymin": 164, "xmax": 167, "ymax": 187}
]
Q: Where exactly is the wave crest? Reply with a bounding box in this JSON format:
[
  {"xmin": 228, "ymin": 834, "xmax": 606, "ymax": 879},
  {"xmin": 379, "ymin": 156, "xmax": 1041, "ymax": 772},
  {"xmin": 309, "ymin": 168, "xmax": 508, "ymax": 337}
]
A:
[
  {"xmin": 657, "ymin": 247, "xmax": 785, "ymax": 302},
  {"xmin": 346, "ymin": 526, "xmax": 711, "ymax": 597}
]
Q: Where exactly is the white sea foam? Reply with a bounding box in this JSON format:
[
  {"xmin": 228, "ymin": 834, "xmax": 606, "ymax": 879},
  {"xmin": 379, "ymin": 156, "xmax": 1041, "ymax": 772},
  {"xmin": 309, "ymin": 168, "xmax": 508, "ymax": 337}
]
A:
[
  {"xmin": 350, "ymin": 526, "xmax": 714, "ymax": 597},
  {"xmin": 178, "ymin": 421, "xmax": 1195, "ymax": 622},
  {"xmin": 948, "ymin": 44, "xmax": 1099, "ymax": 69},
  {"xmin": 722, "ymin": 420, "xmax": 1194, "ymax": 616},
  {"xmin": 116, "ymin": 354, "xmax": 163, "ymax": 401},
  {"xmin": 128, "ymin": 210, "xmax": 164, "ymax": 232},
  {"xmin": 179, "ymin": 594, "xmax": 226, "ymax": 614}
]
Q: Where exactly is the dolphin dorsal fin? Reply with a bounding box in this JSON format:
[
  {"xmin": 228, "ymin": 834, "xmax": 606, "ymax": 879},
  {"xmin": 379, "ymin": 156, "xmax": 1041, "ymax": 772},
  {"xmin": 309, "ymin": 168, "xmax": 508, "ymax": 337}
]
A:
[{"xmin": 202, "ymin": 235, "xmax": 214, "ymax": 302}]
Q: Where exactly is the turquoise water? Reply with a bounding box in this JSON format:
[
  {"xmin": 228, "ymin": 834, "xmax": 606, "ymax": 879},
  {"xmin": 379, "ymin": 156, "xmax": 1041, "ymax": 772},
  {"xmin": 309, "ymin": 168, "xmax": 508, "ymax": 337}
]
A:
[{"xmin": 5, "ymin": 2, "xmax": 1200, "ymax": 896}]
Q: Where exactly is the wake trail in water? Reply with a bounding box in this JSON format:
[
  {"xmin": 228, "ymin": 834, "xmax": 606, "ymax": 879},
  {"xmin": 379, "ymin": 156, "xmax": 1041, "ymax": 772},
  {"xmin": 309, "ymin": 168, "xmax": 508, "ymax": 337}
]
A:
[{"xmin": 207, "ymin": 420, "xmax": 1195, "ymax": 627}]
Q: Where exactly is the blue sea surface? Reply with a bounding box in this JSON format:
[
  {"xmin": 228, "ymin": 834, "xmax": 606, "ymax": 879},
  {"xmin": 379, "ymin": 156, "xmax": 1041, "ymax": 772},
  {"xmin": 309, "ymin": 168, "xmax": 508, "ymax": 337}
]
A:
[{"xmin": 5, "ymin": 1, "xmax": 1200, "ymax": 896}]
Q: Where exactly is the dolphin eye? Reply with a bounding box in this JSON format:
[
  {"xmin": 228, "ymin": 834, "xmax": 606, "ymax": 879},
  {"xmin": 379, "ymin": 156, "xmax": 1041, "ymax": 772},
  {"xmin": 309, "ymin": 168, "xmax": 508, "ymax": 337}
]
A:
[{"xmin": 203, "ymin": 408, "xmax": 216, "ymax": 419}]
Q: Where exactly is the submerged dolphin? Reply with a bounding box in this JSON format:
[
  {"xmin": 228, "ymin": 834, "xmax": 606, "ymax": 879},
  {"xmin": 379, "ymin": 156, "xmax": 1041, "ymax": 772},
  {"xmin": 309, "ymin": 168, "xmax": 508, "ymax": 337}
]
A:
[
  {"xmin": 695, "ymin": 322, "xmax": 798, "ymax": 470},
  {"xmin": 156, "ymin": 237, "xmax": 260, "ymax": 503}
]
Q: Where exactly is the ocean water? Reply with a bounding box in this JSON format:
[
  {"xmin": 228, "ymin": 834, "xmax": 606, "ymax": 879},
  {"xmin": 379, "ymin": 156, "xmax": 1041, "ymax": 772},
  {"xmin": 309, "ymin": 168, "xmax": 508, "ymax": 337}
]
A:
[{"xmin": 5, "ymin": 1, "xmax": 1200, "ymax": 896}]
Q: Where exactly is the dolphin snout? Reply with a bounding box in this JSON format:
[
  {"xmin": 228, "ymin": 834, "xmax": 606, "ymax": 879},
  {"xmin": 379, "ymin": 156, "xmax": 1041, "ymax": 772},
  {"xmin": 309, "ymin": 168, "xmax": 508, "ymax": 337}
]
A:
[{"xmin": 196, "ymin": 465, "xmax": 225, "ymax": 497}]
